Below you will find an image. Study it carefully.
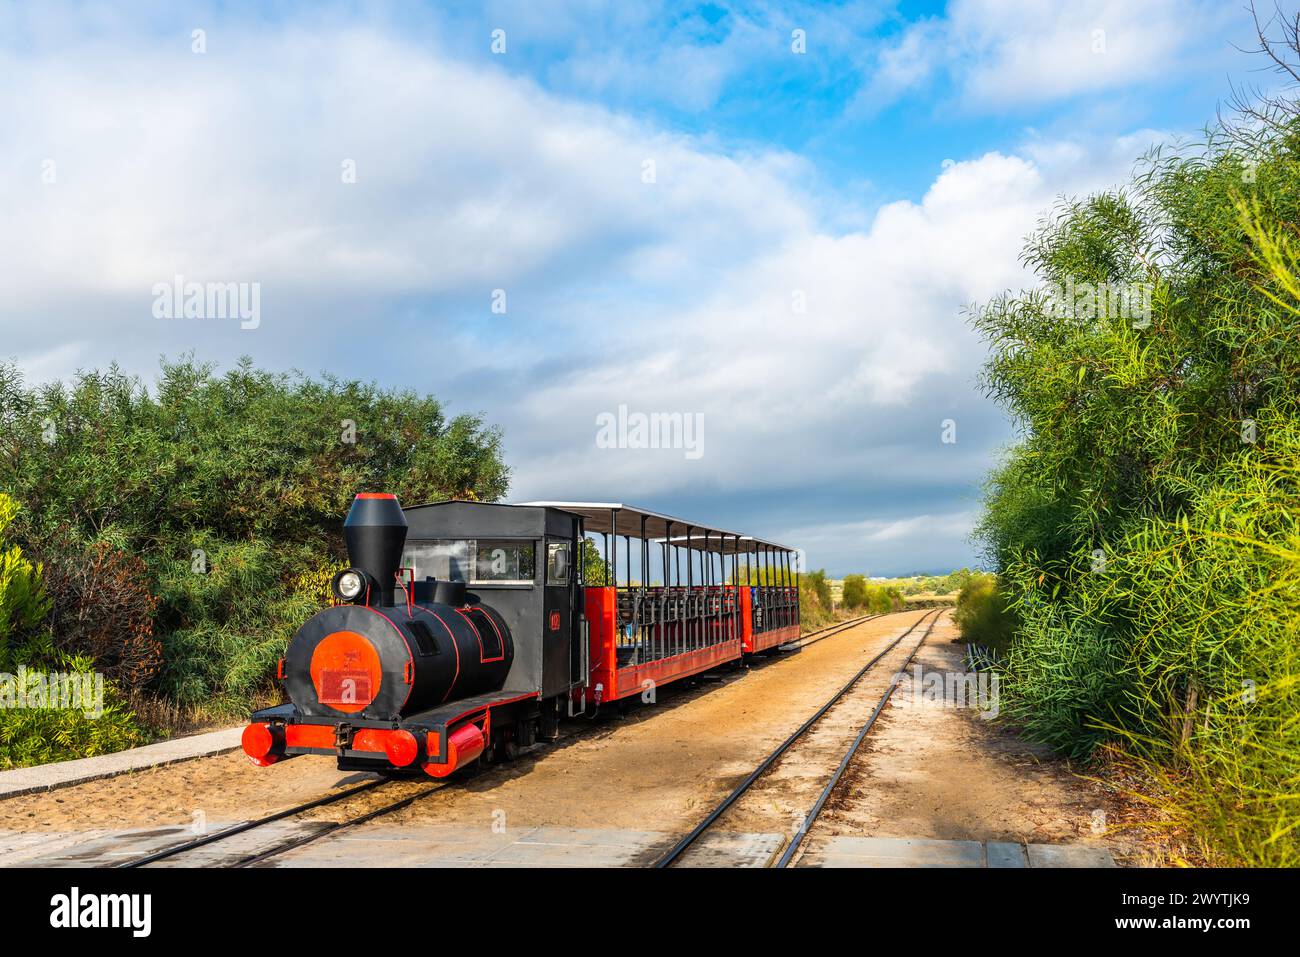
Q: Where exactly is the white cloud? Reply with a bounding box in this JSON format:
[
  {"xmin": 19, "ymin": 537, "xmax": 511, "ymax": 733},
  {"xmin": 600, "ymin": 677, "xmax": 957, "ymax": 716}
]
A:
[
  {"xmin": 0, "ymin": 27, "xmax": 813, "ymax": 315},
  {"xmin": 481, "ymin": 0, "xmax": 891, "ymax": 113},
  {"xmin": 6, "ymin": 341, "xmax": 91, "ymax": 385},
  {"xmin": 859, "ymin": 0, "xmax": 1239, "ymax": 111},
  {"xmin": 505, "ymin": 143, "xmax": 1154, "ymax": 507}
]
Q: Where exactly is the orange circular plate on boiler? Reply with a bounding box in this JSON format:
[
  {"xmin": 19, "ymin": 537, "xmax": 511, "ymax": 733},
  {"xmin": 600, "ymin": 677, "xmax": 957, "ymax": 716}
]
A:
[{"xmin": 309, "ymin": 629, "xmax": 383, "ymax": 713}]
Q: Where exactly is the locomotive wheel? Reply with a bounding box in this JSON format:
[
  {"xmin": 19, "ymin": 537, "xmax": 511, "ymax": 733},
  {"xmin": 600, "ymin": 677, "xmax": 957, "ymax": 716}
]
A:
[
  {"xmin": 515, "ymin": 717, "xmax": 537, "ymax": 750},
  {"xmin": 492, "ymin": 733, "xmax": 520, "ymax": 763},
  {"xmin": 481, "ymin": 728, "xmax": 519, "ymax": 764}
]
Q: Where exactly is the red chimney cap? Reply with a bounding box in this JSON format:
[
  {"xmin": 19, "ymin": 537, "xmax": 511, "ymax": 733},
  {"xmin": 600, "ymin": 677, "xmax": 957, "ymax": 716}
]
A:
[{"xmin": 355, "ymin": 492, "xmax": 397, "ymax": 500}]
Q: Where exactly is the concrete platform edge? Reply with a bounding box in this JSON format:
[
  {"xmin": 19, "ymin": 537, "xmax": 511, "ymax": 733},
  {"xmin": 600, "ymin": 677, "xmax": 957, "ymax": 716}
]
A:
[{"xmin": 0, "ymin": 727, "xmax": 243, "ymax": 800}]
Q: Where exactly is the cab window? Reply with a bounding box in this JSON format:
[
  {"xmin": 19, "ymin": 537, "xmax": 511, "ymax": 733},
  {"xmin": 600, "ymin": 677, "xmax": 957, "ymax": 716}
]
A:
[
  {"xmin": 474, "ymin": 540, "xmax": 536, "ymax": 583},
  {"xmin": 401, "ymin": 539, "xmax": 536, "ymax": 585}
]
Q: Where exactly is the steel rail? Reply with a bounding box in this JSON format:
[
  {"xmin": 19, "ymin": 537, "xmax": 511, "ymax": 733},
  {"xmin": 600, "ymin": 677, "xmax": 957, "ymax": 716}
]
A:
[
  {"xmin": 788, "ymin": 613, "xmax": 882, "ymax": 650},
  {"xmin": 653, "ymin": 608, "xmax": 940, "ymax": 867},
  {"xmin": 228, "ymin": 782, "xmax": 449, "ymax": 867},
  {"xmin": 117, "ymin": 778, "xmax": 391, "ymax": 868},
  {"xmin": 775, "ymin": 612, "xmax": 939, "ymax": 868},
  {"xmin": 114, "ymin": 618, "xmax": 869, "ymax": 869}
]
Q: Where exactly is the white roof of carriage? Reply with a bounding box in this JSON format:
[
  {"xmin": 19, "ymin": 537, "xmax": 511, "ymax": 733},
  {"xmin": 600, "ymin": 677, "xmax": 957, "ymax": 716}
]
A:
[{"xmin": 516, "ymin": 501, "xmax": 794, "ymax": 553}]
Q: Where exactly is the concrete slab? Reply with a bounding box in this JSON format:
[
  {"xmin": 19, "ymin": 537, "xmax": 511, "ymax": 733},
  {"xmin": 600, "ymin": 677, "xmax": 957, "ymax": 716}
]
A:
[
  {"xmin": 0, "ymin": 727, "xmax": 243, "ymax": 800},
  {"xmin": 0, "ymin": 828, "xmax": 119, "ymax": 866},
  {"xmin": 0, "ymin": 821, "xmax": 327, "ymax": 868},
  {"xmin": 801, "ymin": 836, "xmax": 1115, "ymax": 868},
  {"xmin": 259, "ymin": 824, "xmax": 784, "ymax": 868},
  {"xmin": 0, "ymin": 823, "xmax": 769, "ymax": 869},
  {"xmin": 0, "ymin": 823, "xmax": 1117, "ymax": 869},
  {"xmin": 0, "ymin": 825, "xmax": 191, "ymax": 867},
  {"xmin": 986, "ymin": 841, "xmax": 1028, "ymax": 868},
  {"xmin": 676, "ymin": 829, "xmax": 785, "ymax": 868},
  {"xmin": 803, "ymin": 836, "xmax": 985, "ymax": 868},
  {"xmin": 146, "ymin": 822, "xmax": 329, "ymax": 868},
  {"xmin": 1026, "ymin": 843, "xmax": 1117, "ymax": 868}
]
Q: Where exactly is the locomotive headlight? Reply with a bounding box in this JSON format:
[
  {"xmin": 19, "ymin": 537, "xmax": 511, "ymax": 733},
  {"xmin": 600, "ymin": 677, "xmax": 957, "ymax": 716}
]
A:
[{"xmin": 332, "ymin": 568, "xmax": 367, "ymax": 602}]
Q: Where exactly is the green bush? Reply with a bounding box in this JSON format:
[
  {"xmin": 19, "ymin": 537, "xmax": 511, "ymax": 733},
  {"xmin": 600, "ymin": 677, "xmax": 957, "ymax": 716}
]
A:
[
  {"xmin": 0, "ymin": 651, "xmax": 145, "ymax": 769},
  {"xmin": 841, "ymin": 574, "xmax": 867, "ymax": 609},
  {"xmin": 153, "ymin": 539, "xmax": 323, "ymax": 710},
  {"xmin": 0, "ymin": 493, "xmax": 48, "ymax": 661},
  {"xmin": 39, "ymin": 537, "xmax": 161, "ymax": 693},
  {"xmin": 878, "ymin": 570, "xmax": 969, "ymax": 597},
  {"xmin": 862, "ymin": 582, "xmax": 898, "ymax": 614},
  {"xmin": 952, "ymin": 573, "xmax": 1016, "ymax": 654},
  {"xmin": 970, "ymin": 43, "xmax": 1300, "ymax": 863},
  {"xmin": 841, "ymin": 574, "xmax": 904, "ymax": 614},
  {"xmin": 799, "ymin": 568, "xmax": 835, "ymax": 628},
  {"xmin": 0, "ymin": 496, "xmax": 144, "ymax": 767}
]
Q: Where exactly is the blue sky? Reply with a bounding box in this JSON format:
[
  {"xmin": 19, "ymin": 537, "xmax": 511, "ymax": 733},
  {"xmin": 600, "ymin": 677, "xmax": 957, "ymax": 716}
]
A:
[{"xmin": 0, "ymin": 1, "xmax": 1280, "ymax": 575}]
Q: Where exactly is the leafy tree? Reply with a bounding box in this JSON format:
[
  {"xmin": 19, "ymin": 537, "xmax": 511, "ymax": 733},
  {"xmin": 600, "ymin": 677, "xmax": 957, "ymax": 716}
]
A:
[
  {"xmin": 939, "ymin": 568, "xmax": 975, "ymax": 594},
  {"xmin": 580, "ymin": 538, "xmax": 611, "ymax": 587}
]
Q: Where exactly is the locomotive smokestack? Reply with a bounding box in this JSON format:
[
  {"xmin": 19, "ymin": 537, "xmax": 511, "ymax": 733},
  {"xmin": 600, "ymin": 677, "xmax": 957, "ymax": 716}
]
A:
[{"xmin": 344, "ymin": 493, "xmax": 408, "ymax": 606}]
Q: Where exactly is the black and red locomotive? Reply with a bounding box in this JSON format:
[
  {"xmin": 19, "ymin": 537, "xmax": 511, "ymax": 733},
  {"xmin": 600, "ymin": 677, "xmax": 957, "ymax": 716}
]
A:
[{"xmin": 242, "ymin": 493, "xmax": 800, "ymax": 777}]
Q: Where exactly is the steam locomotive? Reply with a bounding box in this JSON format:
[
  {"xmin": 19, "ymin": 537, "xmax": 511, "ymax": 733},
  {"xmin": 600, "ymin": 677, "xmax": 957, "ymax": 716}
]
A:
[{"xmin": 242, "ymin": 494, "xmax": 801, "ymax": 777}]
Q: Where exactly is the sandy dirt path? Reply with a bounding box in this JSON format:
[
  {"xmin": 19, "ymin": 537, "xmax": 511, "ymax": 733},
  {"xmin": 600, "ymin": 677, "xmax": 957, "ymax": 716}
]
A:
[
  {"xmin": 674, "ymin": 609, "xmax": 939, "ymax": 855},
  {"xmin": 795, "ymin": 613, "xmax": 1154, "ymax": 864}
]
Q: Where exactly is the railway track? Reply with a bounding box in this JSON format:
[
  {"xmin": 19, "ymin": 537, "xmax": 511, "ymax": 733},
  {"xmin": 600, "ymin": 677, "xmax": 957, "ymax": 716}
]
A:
[
  {"xmin": 116, "ymin": 609, "xmax": 929, "ymax": 869},
  {"xmin": 789, "ymin": 604, "xmax": 947, "ymax": 651},
  {"xmin": 117, "ymin": 778, "xmax": 447, "ymax": 868},
  {"xmin": 788, "ymin": 612, "xmax": 882, "ymax": 650},
  {"xmin": 654, "ymin": 607, "xmax": 942, "ymax": 868}
]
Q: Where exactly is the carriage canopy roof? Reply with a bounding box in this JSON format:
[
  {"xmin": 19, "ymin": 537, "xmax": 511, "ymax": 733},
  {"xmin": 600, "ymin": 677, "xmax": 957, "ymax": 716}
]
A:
[{"xmin": 516, "ymin": 501, "xmax": 794, "ymax": 554}]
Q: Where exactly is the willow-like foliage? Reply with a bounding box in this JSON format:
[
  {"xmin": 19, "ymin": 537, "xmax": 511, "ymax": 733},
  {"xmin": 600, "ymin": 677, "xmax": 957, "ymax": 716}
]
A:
[{"xmin": 972, "ymin": 102, "xmax": 1300, "ymax": 865}]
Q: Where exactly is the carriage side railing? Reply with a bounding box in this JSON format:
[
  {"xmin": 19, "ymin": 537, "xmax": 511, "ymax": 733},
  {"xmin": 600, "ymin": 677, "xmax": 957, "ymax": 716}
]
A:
[
  {"xmin": 752, "ymin": 585, "xmax": 798, "ymax": 635},
  {"xmin": 613, "ymin": 585, "xmax": 740, "ymax": 666}
]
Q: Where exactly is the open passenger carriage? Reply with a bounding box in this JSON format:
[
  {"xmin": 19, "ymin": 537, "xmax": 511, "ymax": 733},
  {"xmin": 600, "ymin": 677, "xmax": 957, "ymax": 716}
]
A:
[{"xmin": 520, "ymin": 502, "xmax": 801, "ymax": 708}]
